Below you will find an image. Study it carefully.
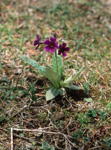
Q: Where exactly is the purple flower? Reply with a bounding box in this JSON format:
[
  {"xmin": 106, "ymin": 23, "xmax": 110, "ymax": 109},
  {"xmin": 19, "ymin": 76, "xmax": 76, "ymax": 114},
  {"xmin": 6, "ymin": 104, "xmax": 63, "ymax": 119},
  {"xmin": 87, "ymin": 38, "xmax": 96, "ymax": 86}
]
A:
[
  {"xmin": 58, "ymin": 42, "xmax": 70, "ymax": 57},
  {"xmin": 44, "ymin": 37, "xmax": 58, "ymax": 53},
  {"xmin": 33, "ymin": 34, "xmax": 41, "ymax": 49}
]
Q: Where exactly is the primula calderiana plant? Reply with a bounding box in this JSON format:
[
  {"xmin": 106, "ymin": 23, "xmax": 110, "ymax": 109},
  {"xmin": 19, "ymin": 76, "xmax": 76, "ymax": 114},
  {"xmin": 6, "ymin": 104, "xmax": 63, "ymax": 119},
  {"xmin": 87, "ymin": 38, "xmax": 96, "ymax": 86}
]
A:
[{"xmin": 20, "ymin": 34, "xmax": 84, "ymax": 101}]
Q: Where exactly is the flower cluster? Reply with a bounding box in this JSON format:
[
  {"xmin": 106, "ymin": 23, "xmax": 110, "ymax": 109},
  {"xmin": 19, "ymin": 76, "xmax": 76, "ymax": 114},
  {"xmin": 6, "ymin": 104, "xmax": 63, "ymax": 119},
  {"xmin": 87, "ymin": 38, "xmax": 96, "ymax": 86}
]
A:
[
  {"xmin": 33, "ymin": 35, "xmax": 41, "ymax": 50},
  {"xmin": 34, "ymin": 34, "xmax": 69, "ymax": 57}
]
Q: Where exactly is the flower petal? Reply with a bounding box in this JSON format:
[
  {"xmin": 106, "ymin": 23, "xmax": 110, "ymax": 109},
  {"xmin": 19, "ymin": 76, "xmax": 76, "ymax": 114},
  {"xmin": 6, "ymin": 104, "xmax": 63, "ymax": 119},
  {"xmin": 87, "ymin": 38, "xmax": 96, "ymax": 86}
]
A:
[
  {"xmin": 44, "ymin": 39, "xmax": 50, "ymax": 45},
  {"xmin": 36, "ymin": 35, "xmax": 39, "ymax": 39},
  {"xmin": 36, "ymin": 35, "xmax": 41, "ymax": 40},
  {"xmin": 33, "ymin": 40, "xmax": 38, "ymax": 46},
  {"xmin": 55, "ymin": 43, "xmax": 59, "ymax": 49},
  {"xmin": 50, "ymin": 47, "xmax": 55, "ymax": 53},
  {"xmin": 59, "ymin": 45, "xmax": 62, "ymax": 49},
  {"xmin": 63, "ymin": 42, "xmax": 66, "ymax": 47},
  {"xmin": 65, "ymin": 47, "xmax": 69, "ymax": 52},
  {"xmin": 44, "ymin": 46, "xmax": 50, "ymax": 52},
  {"xmin": 50, "ymin": 37, "xmax": 56, "ymax": 43},
  {"xmin": 58, "ymin": 50, "xmax": 61, "ymax": 55},
  {"xmin": 62, "ymin": 52, "xmax": 66, "ymax": 57}
]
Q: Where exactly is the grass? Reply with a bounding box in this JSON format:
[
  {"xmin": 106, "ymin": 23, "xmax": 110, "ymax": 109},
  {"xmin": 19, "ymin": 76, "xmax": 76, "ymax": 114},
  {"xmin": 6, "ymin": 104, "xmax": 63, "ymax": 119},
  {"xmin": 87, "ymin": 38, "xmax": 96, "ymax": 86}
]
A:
[{"xmin": 0, "ymin": 0, "xmax": 111, "ymax": 149}]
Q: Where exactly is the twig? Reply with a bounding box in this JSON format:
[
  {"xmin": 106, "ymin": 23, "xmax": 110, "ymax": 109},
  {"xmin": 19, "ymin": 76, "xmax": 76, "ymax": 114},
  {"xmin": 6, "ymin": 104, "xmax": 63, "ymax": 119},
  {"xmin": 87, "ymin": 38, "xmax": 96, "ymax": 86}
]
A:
[
  {"xmin": 13, "ymin": 128, "xmax": 68, "ymax": 136},
  {"xmin": 30, "ymin": 105, "xmax": 52, "ymax": 116},
  {"xmin": 61, "ymin": 117, "xmax": 72, "ymax": 132},
  {"xmin": 11, "ymin": 128, "xmax": 13, "ymax": 150},
  {"xmin": 49, "ymin": 120, "xmax": 60, "ymax": 131},
  {"xmin": 14, "ymin": 133, "xmax": 32, "ymax": 142},
  {"xmin": 88, "ymin": 146, "xmax": 103, "ymax": 150},
  {"xmin": 12, "ymin": 128, "xmax": 77, "ymax": 148},
  {"xmin": 9, "ymin": 105, "xmax": 28, "ymax": 119},
  {"xmin": 13, "ymin": 134, "xmax": 41, "ymax": 145}
]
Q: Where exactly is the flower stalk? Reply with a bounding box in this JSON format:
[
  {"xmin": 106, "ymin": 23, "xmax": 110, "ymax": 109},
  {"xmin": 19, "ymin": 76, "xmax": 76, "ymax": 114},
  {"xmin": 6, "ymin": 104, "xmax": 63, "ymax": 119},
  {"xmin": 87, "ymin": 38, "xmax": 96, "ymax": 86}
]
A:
[{"xmin": 55, "ymin": 49, "xmax": 60, "ymax": 87}]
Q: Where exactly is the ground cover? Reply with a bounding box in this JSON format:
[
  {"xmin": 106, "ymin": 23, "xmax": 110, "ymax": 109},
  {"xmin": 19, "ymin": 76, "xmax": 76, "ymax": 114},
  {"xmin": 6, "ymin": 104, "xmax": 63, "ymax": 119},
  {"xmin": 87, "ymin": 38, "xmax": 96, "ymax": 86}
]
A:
[{"xmin": 0, "ymin": 0, "xmax": 111, "ymax": 149}]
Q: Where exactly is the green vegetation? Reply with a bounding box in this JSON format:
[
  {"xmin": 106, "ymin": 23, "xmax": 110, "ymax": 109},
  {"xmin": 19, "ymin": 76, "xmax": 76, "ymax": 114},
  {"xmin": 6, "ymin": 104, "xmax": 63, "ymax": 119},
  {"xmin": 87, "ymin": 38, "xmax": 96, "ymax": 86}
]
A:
[{"xmin": 0, "ymin": 0, "xmax": 111, "ymax": 149}]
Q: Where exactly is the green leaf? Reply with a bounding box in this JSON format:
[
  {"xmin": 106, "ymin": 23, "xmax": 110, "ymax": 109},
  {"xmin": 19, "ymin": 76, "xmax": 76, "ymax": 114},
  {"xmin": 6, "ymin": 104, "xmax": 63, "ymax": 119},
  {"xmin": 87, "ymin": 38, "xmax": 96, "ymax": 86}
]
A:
[
  {"xmin": 0, "ymin": 77, "xmax": 9, "ymax": 83},
  {"xmin": 20, "ymin": 55, "xmax": 46, "ymax": 76},
  {"xmin": 66, "ymin": 84, "xmax": 83, "ymax": 90},
  {"xmin": 63, "ymin": 66, "xmax": 84, "ymax": 85},
  {"xmin": 83, "ymin": 82, "xmax": 90, "ymax": 95},
  {"xmin": 42, "ymin": 141, "xmax": 50, "ymax": 149},
  {"xmin": 84, "ymin": 97, "xmax": 93, "ymax": 102},
  {"xmin": 50, "ymin": 146, "xmax": 55, "ymax": 150},
  {"xmin": 46, "ymin": 88, "xmax": 60, "ymax": 101},
  {"xmin": 19, "ymin": 133, "xmax": 24, "ymax": 137},
  {"xmin": 59, "ymin": 88, "xmax": 66, "ymax": 96},
  {"xmin": 32, "ymin": 142, "xmax": 36, "ymax": 146},
  {"xmin": 45, "ymin": 67, "xmax": 60, "ymax": 88},
  {"xmin": 52, "ymin": 54, "xmax": 62, "ymax": 78},
  {"xmin": 41, "ymin": 141, "xmax": 55, "ymax": 150}
]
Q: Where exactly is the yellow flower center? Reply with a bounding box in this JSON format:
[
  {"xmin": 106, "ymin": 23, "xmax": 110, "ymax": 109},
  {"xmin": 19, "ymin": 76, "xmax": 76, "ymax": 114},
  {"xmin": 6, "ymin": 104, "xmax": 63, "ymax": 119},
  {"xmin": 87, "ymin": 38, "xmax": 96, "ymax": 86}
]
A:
[{"xmin": 50, "ymin": 43, "xmax": 54, "ymax": 48}]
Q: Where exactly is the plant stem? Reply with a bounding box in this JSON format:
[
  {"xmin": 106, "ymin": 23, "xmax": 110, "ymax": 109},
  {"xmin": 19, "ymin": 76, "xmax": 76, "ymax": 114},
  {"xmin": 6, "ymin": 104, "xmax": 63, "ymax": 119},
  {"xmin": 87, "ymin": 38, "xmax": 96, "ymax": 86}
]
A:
[
  {"xmin": 55, "ymin": 49, "xmax": 60, "ymax": 87},
  {"xmin": 0, "ymin": 45, "xmax": 1, "ymax": 69},
  {"xmin": 55, "ymin": 50, "xmax": 59, "ymax": 75}
]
